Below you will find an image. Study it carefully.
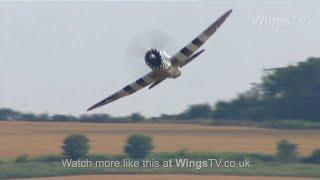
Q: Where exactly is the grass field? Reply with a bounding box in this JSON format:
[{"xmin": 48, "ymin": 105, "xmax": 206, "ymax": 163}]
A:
[
  {"xmin": 0, "ymin": 121, "xmax": 319, "ymax": 158},
  {"xmin": 22, "ymin": 174, "xmax": 318, "ymax": 180},
  {"xmin": 2, "ymin": 160, "xmax": 320, "ymax": 179}
]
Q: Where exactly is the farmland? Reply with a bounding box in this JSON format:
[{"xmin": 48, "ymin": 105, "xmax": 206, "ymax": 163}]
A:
[
  {"xmin": 0, "ymin": 121, "xmax": 319, "ymax": 158},
  {"xmin": 1, "ymin": 121, "xmax": 320, "ymax": 179}
]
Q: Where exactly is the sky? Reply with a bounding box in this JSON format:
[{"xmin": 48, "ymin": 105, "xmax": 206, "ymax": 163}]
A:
[{"xmin": 0, "ymin": 1, "xmax": 319, "ymax": 117}]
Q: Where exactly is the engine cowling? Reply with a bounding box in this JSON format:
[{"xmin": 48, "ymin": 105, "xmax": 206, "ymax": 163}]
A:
[{"xmin": 145, "ymin": 49, "xmax": 166, "ymax": 70}]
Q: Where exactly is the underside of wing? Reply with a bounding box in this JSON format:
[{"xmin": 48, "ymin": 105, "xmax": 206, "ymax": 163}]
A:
[
  {"xmin": 148, "ymin": 77, "xmax": 166, "ymax": 89},
  {"xmin": 171, "ymin": 9, "xmax": 232, "ymax": 67},
  {"xmin": 179, "ymin": 49, "xmax": 205, "ymax": 67},
  {"xmin": 87, "ymin": 71, "xmax": 158, "ymax": 111}
]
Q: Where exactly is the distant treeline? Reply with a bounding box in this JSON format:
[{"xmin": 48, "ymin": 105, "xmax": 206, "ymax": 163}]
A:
[
  {"xmin": 155, "ymin": 57, "xmax": 320, "ymax": 122},
  {"xmin": 1, "ymin": 57, "xmax": 320, "ymax": 123},
  {"xmin": 0, "ymin": 108, "xmax": 146, "ymax": 123},
  {"xmin": 213, "ymin": 57, "xmax": 320, "ymax": 121}
]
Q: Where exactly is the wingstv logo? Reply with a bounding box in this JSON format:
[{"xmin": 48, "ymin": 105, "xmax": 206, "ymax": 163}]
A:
[
  {"xmin": 253, "ymin": 15, "xmax": 308, "ymax": 29},
  {"xmin": 174, "ymin": 158, "xmax": 251, "ymax": 169}
]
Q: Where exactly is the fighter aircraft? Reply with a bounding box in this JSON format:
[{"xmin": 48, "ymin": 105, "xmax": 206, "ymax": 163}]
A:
[{"xmin": 87, "ymin": 9, "xmax": 232, "ymax": 111}]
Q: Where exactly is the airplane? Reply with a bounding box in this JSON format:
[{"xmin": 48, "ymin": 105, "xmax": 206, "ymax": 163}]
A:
[{"xmin": 87, "ymin": 9, "xmax": 232, "ymax": 111}]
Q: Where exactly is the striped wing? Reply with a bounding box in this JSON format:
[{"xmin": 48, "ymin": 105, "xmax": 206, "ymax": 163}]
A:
[
  {"xmin": 87, "ymin": 71, "xmax": 158, "ymax": 111},
  {"xmin": 171, "ymin": 9, "xmax": 232, "ymax": 67}
]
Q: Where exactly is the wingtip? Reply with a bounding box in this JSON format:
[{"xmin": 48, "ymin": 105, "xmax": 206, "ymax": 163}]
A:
[
  {"xmin": 226, "ymin": 9, "xmax": 233, "ymax": 16},
  {"xmin": 87, "ymin": 104, "xmax": 98, "ymax": 111}
]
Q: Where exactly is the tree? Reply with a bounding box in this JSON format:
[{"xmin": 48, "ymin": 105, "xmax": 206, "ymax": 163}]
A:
[
  {"xmin": 212, "ymin": 58, "xmax": 320, "ymax": 121},
  {"xmin": 21, "ymin": 113, "xmax": 38, "ymax": 121},
  {"xmin": 307, "ymin": 149, "xmax": 320, "ymax": 163},
  {"xmin": 277, "ymin": 139, "xmax": 298, "ymax": 161},
  {"xmin": 0, "ymin": 108, "xmax": 22, "ymax": 120},
  {"xmin": 130, "ymin": 113, "xmax": 145, "ymax": 122},
  {"xmin": 62, "ymin": 134, "xmax": 90, "ymax": 159},
  {"xmin": 38, "ymin": 113, "xmax": 50, "ymax": 121},
  {"xmin": 79, "ymin": 114, "xmax": 112, "ymax": 123},
  {"xmin": 124, "ymin": 134, "xmax": 154, "ymax": 159},
  {"xmin": 52, "ymin": 114, "xmax": 77, "ymax": 122},
  {"xmin": 180, "ymin": 104, "xmax": 212, "ymax": 120},
  {"xmin": 15, "ymin": 154, "xmax": 29, "ymax": 163}
]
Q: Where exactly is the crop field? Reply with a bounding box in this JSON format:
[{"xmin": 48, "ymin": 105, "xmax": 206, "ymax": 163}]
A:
[
  {"xmin": 24, "ymin": 174, "xmax": 317, "ymax": 180},
  {"xmin": 0, "ymin": 121, "xmax": 319, "ymax": 158}
]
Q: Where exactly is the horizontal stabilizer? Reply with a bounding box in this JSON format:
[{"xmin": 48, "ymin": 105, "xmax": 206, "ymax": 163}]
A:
[{"xmin": 180, "ymin": 49, "xmax": 205, "ymax": 67}]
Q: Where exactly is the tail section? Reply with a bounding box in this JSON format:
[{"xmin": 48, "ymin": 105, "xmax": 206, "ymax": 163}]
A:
[{"xmin": 179, "ymin": 49, "xmax": 205, "ymax": 67}]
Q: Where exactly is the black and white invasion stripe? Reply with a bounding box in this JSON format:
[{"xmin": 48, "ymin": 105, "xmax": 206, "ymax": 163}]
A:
[
  {"xmin": 171, "ymin": 9, "xmax": 232, "ymax": 66},
  {"xmin": 87, "ymin": 72, "xmax": 157, "ymax": 111}
]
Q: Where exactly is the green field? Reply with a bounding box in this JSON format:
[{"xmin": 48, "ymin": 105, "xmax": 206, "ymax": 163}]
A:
[{"xmin": 1, "ymin": 152, "xmax": 320, "ymax": 179}]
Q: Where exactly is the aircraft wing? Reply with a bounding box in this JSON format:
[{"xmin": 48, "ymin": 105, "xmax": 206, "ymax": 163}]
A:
[
  {"xmin": 170, "ymin": 9, "xmax": 232, "ymax": 67},
  {"xmin": 87, "ymin": 71, "xmax": 159, "ymax": 111}
]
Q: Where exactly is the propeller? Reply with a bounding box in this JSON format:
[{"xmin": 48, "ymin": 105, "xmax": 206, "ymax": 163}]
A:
[{"xmin": 125, "ymin": 30, "xmax": 174, "ymax": 76}]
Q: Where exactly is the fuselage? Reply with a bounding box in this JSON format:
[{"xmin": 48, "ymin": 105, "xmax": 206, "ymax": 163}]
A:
[{"xmin": 145, "ymin": 49, "xmax": 181, "ymax": 79}]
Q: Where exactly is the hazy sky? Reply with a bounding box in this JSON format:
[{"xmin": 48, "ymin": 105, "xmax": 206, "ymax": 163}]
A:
[{"xmin": 1, "ymin": 1, "xmax": 319, "ymax": 117}]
